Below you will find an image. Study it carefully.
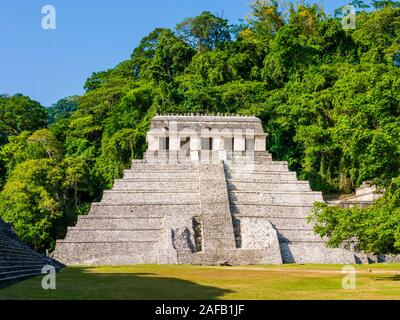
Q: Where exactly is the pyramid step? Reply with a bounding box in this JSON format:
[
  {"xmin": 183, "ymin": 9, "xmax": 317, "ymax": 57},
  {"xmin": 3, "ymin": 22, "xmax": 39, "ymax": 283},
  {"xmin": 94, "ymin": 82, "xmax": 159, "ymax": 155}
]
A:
[
  {"xmin": 277, "ymin": 229, "xmax": 323, "ymax": 242},
  {"xmin": 63, "ymin": 229, "xmax": 162, "ymax": 242},
  {"xmin": 0, "ymin": 251, "xmax": 44, "ymax": 259},
  {"xmin": 142, "ymin": 158, "xmax": 195, "ymax": 165},
  {"xmin": 226, "ymin": 172, "xmax": 298, "ymax": 181},
  {"xmin": 231, "ymin": 204, "xmax": 313, "ymax": 218},
  {"xmin": 78, "ymin": 215, "xmax": 166, "ymax": 220},
  {"xmin": 113, "ymin": 180, "xmax": 198, "ymax": 191},
  {"xmin": 101, "ymin": 191, "xmax": 200, "ymax": 204},
  {"xmin": 0, "ymin": 247, "xmax": 42, "ymax": 257},
  {"xmin": 234, "ymin": 215, "xmax": 314, "ymax": 230},
  {"xmin": 228, "ymin": 181, "xmax": 311, "ymax": 192},
  {"xmin": 117, "ymin": 178, "xmax": 197, "ymax": 182},
  {"xmin": 0, "ymin": 240, "xmax": 34, "ymax": 248},
  {"xmin": 0, "ymin": 256, "xmax": 47, "ymax": 264},
  {"xmin": 0, "ymin": 239, "xmax": 31, "ymax": 248},
  {"xmin": 225, "ymin": 163, "xmax": 289, "ymax": 172},
  {"xmin": 0, "ymin": 234, "xmax": 21, "ymax": 242},
  {"xmin": 229, "ymin": 191, "xmax": 323, "ymax": 204},
  {"xmin": 267, "ymin": 217, "xmax": 315, "ymax": 229},
  {"xmin": 0, "ymin": 262, "xmax": 45, "ymax": 269},
  {"xmin": 0, "ymin": 255, "xmax": 45, "ymax": 264},
  {"xmin": 230, "ymin": 200, "xmax": 319, "ymax": 208},
  {"xmin": 53, "ymin": 241, "xmax": 162, "ymax": 265},
  {"xmin": 0, "ymin": 267, "xmax": 44, "ymax": 279},
  {"xmin": 89, "ymin": 203, "xmax": 201, "ymax": 217},
  {"xmin": 180, "ymin": 248, "xmax": 282, "ymax": 265},
  {"xmin": 112, "ymin": 186, "xmax": 199, "ymax": 192},
  {"xmin": 131, "ymin": 162, "xmax": 200, "ymax": 171},
  {"xmin": 280, "ymin": 243, "xmax": 356, "ymax": 264},
  {"xmin": 229, "ymin": 152, "xmax": 273, "ymax": 162},
  {"xmin": 75, "ymin": 217, "xmax": 163, "ymax": 229},
  {"xmin": 0, "ymin": 264, "xmax": 46, "ymax": 271},
  {"xmin": 226, "ymin": 161, "xmax": 287, "ymax": 166},
  {"xmin": 123, "ymin": 172, "xmax": 199, "ymax": 179},
  {"xmin": 253, "ymin": 154, "xmax": 273, "ymax": 159},
  {"xmin": 126, "ymin": 169, "xmax": 199, "ymax": 174},
  {"xmin": 0, "ymin": 246, "xmax": 43, "ymax": 256},
  {"xmin": 0, "ymin": 273, "xmax": 43, "ymax": 286}
]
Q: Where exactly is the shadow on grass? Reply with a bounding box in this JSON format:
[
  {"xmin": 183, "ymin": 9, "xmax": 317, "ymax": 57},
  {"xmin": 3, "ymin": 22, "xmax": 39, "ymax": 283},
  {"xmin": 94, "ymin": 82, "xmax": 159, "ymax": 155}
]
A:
[
  {"xmin": 0, "ymin": 267, "xmax": 234, "ymax": 300},
  {"xmin": 373, "ymin": 275, "xmax": 400, "ymax": 281}
]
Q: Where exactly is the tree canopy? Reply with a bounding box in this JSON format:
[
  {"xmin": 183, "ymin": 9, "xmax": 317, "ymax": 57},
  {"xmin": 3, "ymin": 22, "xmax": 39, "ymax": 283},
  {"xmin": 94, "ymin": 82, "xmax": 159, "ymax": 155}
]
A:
[
  {"xmin": 176, "ymin": 11, "xmax": 232, "ymax": 50},
  {"xmin": 0, "ymin": 94, "xmax": 47, "ymax": 136}
]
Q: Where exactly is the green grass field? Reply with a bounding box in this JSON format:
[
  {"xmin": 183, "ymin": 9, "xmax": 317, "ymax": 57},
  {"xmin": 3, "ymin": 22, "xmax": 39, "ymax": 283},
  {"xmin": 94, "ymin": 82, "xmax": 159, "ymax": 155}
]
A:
[{"xmin": 1, "ymin": 264, "xmax": 400, "ymax": 300}]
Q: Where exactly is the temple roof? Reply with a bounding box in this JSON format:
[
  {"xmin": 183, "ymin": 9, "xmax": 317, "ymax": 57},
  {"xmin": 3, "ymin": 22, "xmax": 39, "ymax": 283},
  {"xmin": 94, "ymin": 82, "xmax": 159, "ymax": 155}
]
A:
[{"xmin": 153, "ymin": 114, "xmax": 261, "ymax": 123}]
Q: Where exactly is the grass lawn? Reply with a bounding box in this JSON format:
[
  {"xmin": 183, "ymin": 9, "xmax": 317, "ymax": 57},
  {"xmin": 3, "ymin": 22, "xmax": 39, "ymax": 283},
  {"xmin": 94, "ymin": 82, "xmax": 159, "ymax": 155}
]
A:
[{"xmin": 1, "ymin": 264, "xmax": 400, "ymax": 300}]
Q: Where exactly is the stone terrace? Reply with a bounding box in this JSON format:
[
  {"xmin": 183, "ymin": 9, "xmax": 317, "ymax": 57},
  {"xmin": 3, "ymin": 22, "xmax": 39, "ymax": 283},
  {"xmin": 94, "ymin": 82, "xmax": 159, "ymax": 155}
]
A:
[{"xmin": 0, "ymin": 220, "xmax": 61, "ymax": 288}]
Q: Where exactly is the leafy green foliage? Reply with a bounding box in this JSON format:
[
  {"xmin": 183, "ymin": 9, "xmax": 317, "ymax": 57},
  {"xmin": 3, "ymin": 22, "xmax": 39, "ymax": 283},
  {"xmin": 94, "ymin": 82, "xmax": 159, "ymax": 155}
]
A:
[
  {"xmin": 176, "ymin": 11, "xmax": 231, "ymax": 51},
  {"xmin": 0, "ymin": 94, "xmax": 47, "ymax": 135},
  {"xmin": 47, "ymin": 96, "xmax": 79, "ymax": 124},
  {"xmin": 309, "ymin": 177, "xmax": 400, "ymax": 255},
  {"xmin": 0, "ymin": 160, "xmax": 63, "ymax": 250}
]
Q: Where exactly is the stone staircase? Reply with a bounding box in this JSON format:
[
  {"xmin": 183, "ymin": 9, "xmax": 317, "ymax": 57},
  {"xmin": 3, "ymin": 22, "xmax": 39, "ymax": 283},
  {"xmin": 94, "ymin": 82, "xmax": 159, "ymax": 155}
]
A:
[
  {"xmin": 225, "ymin": 151, "xmax": 356, "ymax": 264},
  {"xmin": 176, "ymin": 162, "xmax": 282, "ymax": 265},
  {"xmin": 198, "ymin": 164, "xmax": 236, "ymax": 252},
  {"xmin": 0, "ymin": 220, "xmax": 61, "ymax": 288}
]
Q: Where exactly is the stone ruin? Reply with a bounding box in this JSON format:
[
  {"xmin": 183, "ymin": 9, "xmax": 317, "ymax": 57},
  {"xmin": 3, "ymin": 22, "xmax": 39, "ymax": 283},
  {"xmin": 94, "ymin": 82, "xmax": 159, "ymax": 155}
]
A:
[
  {"xmin": 0, "ymin": 219, "xmax": 61, "ymax": 288},
  {"xmin": 53, "ymin": 114, "xmax": 362, "ymax": 265}
]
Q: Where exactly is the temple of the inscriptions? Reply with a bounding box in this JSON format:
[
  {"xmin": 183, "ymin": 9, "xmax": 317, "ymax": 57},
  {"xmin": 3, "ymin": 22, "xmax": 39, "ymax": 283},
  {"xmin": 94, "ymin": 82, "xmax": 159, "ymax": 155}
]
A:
[{"xmin": 53, "ymin": 114, "xmax": 361, "ymax": 265}]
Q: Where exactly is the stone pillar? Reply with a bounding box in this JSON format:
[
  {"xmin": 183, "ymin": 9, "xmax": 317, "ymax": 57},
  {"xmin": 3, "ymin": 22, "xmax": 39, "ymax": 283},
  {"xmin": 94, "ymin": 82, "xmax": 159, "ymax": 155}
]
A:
[
  {"xmin": 169, "ymin": 135, "xmax": 180, "ymax": 151},
  {"xmin": 255, "ymin": 135, "xmax": 266, "ymax": 151},
  {"xmin": 166, "ymin": 120, "xmax": 179, "ymax": 152},
  {"xmin": 190, "ymin": 135, "xmax": 200, "ymax": 161},
  {"xmin": 213, "ymin": 135, "xmax": 226, "ymax": 161},
  {"xmin": 190, "ymin": 135, "xmax": 200, "ymax": 151},
  {"xmin": 213, "ymin": 136, "xmax": 222, "ymax": 151},
  {"xmin": 234, "ymin": 129, "xmax": 245, "ymax": 152},
  {"xmin": 244, "ymin": 129, "xmax": 255, "ymax": 152},
  {"xmin": 147, "ymin": 133, "xmax": 158, "ymax": 151}
]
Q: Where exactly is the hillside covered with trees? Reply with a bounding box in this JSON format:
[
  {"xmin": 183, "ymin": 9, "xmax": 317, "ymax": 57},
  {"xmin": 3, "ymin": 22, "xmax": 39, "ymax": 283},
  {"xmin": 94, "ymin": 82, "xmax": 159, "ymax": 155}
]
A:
[{"xmin": 0, "ymin": 0, "xmax": 399, "ymax": 255}]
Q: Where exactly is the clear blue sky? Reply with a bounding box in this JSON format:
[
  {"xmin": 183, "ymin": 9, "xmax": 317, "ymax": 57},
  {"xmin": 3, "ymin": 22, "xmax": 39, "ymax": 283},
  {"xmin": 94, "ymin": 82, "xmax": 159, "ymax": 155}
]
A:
[{"xmin": 1, "ymin": 0, "xmax": 354, "ymax": 106}]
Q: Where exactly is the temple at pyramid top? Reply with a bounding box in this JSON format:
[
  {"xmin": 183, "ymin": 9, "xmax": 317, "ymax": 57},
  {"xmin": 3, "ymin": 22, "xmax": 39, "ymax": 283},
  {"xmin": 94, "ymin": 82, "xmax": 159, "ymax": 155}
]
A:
[{"xmin": 146, "ymin": 115, "xmax": 267, "ymax": 162}]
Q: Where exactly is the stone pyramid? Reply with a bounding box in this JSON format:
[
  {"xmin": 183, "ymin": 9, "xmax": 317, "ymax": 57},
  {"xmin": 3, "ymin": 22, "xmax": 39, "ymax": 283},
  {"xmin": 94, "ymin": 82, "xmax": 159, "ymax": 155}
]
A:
[{"xmin": 53, "ymin": 115, "xmax": 357, "ymax": 265}]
